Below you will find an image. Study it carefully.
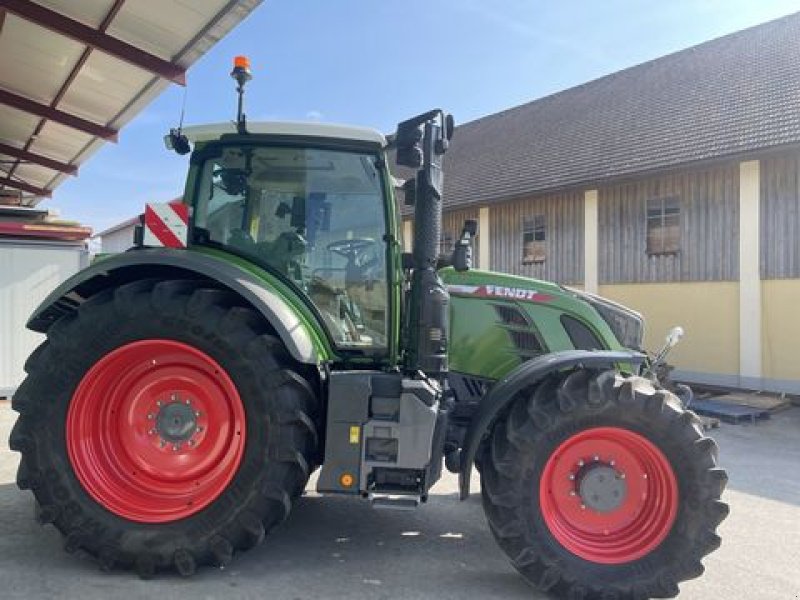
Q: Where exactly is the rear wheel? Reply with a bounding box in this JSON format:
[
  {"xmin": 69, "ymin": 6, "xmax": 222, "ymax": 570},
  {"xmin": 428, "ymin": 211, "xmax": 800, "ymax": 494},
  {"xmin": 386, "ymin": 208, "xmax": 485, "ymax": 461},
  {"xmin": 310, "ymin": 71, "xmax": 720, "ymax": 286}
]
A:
[
  {"xmin": 479, "ymin": 369, "xmax": 728, "ymax": 599},
  {"xmin": 11, "ymin": 279, "xmax": 318, "ymax": 577}
]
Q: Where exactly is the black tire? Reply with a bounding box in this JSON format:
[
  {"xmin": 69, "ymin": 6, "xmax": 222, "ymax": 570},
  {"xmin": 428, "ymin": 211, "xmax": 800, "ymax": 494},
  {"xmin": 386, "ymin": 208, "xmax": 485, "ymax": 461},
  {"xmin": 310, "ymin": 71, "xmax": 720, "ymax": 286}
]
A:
[
  {"xmin": 479, "ymin": 369, "xmax": 728, "ymax": 600},
  {"xmin": 10, "ymin": 279, "xmax": 319, "ymax": 577}
]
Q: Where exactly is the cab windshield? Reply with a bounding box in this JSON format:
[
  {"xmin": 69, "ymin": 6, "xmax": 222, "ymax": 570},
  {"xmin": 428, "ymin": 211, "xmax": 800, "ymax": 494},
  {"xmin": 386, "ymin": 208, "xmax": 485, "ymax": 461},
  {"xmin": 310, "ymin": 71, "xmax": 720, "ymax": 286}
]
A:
[{"xmin": 193, "ymin": 144, "xmax": 389, "ymax": 350}]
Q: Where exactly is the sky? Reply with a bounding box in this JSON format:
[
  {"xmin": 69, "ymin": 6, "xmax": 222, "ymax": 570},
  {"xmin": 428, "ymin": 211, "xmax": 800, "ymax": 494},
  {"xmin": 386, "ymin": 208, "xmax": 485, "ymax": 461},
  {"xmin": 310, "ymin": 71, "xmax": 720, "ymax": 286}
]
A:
[{"xmin": 46, "ymin": 0, "xmax": 800, "ymax": 234}]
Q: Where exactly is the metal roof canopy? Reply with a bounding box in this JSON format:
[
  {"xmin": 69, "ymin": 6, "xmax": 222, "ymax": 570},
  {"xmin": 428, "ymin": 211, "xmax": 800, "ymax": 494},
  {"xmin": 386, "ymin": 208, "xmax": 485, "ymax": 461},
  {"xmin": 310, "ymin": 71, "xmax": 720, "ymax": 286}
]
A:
[{"xmin": 0, "ymin": 0, "xmax": 261, "ymax": 206}]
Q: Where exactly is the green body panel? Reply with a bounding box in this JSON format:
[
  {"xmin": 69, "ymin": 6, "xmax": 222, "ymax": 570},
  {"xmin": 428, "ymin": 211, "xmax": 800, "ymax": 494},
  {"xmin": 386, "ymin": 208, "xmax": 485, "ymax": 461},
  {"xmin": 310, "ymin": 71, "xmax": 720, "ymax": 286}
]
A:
[
  {"xmin": 192, "ymin": 245, "xmax": 335, "ymax": 362},
  {"xmin": 440, "ymin": 268, "xmax": 624, "ymax": 380}
]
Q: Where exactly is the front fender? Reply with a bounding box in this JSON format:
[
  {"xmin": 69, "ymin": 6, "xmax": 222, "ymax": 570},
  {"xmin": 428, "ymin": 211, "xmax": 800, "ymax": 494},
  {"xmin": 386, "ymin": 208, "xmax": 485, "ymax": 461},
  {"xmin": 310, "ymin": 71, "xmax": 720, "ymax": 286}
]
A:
[
  {"xmin": 28, "ymin": 248, "xmax": 323, "ymax": 364},
  {"xmin": 458, "ymin": 350, "xmax": 645, "ymax": 499}
]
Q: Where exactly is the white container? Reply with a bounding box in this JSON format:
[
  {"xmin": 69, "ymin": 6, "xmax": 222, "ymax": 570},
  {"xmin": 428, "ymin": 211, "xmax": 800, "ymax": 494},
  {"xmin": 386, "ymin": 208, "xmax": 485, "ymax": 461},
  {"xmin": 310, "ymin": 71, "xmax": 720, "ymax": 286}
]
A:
[{"xmin": 0, "ymin": 239, "xmax": 88, "ymax": 397}]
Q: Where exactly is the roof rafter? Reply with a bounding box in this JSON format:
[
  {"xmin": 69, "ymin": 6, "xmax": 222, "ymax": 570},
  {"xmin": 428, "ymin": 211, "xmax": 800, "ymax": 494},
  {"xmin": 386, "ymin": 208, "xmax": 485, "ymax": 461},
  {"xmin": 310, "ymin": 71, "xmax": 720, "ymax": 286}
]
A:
[
  {"xmin": 0, "ymin": 142, "xmax": 78, "ymax": 175},
  {"xmin": 0, "ymin": 176, "xmax": 51, "ymax": 197},
  {"xmin": 4, "ymin": 0, "xmax": 186, "ymax": 85},
  {"xmin": 0, "ymin": 88, "xmax": 118, "ymax": 140}
]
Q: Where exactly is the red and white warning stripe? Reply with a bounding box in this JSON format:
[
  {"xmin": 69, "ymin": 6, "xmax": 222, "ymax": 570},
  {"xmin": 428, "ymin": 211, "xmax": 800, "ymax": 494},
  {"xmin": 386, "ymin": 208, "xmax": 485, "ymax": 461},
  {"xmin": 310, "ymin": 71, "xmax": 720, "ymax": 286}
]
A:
[{"xmin": 143, "ymin": 201, "xmax": 189, "ymax": 248}]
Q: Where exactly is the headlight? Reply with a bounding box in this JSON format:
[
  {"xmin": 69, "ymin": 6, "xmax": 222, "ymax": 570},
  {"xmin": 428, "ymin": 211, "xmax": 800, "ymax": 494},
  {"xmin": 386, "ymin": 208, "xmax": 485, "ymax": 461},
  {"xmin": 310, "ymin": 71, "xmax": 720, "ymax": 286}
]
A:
[{"xmin": 567, "ymin": 289, "xmax": 645, "ymax": 350}]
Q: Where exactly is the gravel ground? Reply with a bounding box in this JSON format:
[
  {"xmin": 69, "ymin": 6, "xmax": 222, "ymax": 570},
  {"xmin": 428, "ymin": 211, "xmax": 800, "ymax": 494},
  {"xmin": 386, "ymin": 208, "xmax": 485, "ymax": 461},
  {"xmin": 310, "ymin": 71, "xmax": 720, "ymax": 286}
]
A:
[{"xmin": 1, "ymin": 399, "xmax": 799, "ymax": 600}]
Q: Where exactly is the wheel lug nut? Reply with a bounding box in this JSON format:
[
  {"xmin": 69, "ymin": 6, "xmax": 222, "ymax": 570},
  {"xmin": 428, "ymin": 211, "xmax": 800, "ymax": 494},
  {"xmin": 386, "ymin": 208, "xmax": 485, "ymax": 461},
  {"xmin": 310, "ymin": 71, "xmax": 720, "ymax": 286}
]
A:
[
  {"xmin": 147, "ymin": 413, "xmax": 154, "ymax": 420},
  {"xmin": 156, "ymin": 400, "xmax": 162, "ymax": 407},
  {"xmin": 173, "ymin": 443, "xmax": 180, "ymax": 451},
  {"xmin": 160, "ymin": 440, "xmax": 166, "ymax": 448},
  {"xmin": 188, "ymin": 439, "xmax": 195, "ymax": 447},
  {"xmin": 580, "ymin": 504, "xmax": 586, "ymax": 510},
  {"xmin": 196, "ymin": 426, "xmax": 203, "ymax": 433},
  {"xmin": 195, "ymin": 411, "xmax": 201, "ymax": 417},
  {"xmin": 568, "ymin": 473, "xmax": 575, "ymax": 481},
  {"xmin": 643, "ymin": 473, "xmax": 648, "ymax": 479},
  {"xmin": 185, "ymin": 399, "xmax": 191, "ymax": 405},
  {"xmin": 148, "ymin": 428, "xmax": 156, "ymax": 435},
  {"xmin": 609, "ymin": 460, "xmax": 616, "ymax": 466},
  {"xmin": 577, "ymin": 460, "xmax": 584, "ymax": 467},
  {"xmin": 593, "ymin": 455, "xmax": 599, "ymax": 462},
  {"xmin": 171, "ymin": 393, "xmax": 178, "ymax": 402},
  {"xmin": 569, "ymin": 490, "xmax": 576, "ymax": 497}
]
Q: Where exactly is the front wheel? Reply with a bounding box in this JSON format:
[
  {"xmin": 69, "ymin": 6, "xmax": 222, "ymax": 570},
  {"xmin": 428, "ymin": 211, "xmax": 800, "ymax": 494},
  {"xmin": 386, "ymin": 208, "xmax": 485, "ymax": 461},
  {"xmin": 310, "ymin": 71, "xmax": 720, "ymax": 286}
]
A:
[{"xmin": 479, "ymin": 370, "xmax": 728, "ymax": 599}]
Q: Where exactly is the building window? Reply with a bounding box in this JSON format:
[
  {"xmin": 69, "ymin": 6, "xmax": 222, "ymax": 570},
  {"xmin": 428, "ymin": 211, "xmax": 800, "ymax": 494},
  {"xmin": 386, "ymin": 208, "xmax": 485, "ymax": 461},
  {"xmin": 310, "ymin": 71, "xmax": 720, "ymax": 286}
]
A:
[
  {"xmin": 522, "ymin": 215, "xmax": 546, "ymax": 264},
  {"xmin": 646, "ymin": 196, "xmax": 680, "ymax": 254}
]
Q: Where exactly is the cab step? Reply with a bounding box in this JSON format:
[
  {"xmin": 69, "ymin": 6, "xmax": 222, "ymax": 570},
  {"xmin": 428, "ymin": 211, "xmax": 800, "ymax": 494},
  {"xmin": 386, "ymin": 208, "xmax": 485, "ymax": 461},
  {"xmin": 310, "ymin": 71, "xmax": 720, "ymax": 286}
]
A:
[{"xmin": 369, "ymin": 494, "xmax": 421, "ymax": 511}]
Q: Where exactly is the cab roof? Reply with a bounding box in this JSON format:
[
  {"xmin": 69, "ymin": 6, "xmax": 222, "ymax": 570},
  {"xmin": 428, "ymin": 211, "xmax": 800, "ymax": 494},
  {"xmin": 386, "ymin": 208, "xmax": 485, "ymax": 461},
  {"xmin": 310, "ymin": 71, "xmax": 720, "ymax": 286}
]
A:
[{"xmin": 181, "ymin": 121, "xmax": 387, "ymax": 146}]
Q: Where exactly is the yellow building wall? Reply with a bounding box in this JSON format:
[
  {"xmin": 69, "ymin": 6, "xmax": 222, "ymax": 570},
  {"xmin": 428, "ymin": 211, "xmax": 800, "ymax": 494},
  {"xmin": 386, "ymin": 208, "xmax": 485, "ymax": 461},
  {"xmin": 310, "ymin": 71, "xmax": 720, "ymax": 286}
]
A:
[
  {"xmin": 599, "ymin": 282, "xmax": 739, "ymax": 376},
  {"xmin": 762, "ymin": 279, "xmax": 800, "ymax": 381}
]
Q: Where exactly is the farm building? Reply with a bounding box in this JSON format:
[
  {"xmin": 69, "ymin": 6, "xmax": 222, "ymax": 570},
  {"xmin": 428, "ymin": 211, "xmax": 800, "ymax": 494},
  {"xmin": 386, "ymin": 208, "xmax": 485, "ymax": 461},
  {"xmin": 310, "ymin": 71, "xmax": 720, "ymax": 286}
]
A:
[
  {"xmin": 95, "ymin": 216, "xmax": 138, "ymax": 254},
  {"xmin": 402, "ymin": 12, "xmax": 800, "ymax": 394}
]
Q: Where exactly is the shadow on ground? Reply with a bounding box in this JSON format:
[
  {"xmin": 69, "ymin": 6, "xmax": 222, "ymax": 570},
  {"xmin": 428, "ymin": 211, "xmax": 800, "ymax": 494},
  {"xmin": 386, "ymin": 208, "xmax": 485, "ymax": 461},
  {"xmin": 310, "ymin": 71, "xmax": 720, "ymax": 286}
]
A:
[{"xmin": 0, "ymin": 480, "xmax": 536, "ymax": 600}]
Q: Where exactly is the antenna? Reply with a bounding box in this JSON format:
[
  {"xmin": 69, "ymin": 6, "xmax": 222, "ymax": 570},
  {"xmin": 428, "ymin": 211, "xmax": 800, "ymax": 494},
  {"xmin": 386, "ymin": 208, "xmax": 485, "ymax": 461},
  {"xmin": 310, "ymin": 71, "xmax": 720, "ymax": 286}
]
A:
[{"xmin": 231, "ymin": 56, "xmax": 252, "ymax": 134}]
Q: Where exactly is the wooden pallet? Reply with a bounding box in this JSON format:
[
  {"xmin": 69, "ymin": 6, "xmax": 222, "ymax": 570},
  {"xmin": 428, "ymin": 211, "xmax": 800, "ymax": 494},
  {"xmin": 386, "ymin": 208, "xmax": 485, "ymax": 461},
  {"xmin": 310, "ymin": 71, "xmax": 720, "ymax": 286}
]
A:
[
  {"xmin": 690, "ymin": 398, "xmax": 770, "ymax": 425},
  {"xmin": 713, "ymin": 393, "xmax": 792, "ymax": 413},
  {"xmin": 698, "ymin": 415, "xmax": 720, "ymax": 430}
]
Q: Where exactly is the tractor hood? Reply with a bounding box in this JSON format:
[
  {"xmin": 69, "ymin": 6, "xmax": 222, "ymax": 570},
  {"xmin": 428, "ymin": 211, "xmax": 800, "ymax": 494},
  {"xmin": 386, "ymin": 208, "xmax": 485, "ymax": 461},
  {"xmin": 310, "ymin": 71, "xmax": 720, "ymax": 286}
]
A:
[{"xmin": 439, "ymin": 268, "xmax": 641, "ymax": 380}]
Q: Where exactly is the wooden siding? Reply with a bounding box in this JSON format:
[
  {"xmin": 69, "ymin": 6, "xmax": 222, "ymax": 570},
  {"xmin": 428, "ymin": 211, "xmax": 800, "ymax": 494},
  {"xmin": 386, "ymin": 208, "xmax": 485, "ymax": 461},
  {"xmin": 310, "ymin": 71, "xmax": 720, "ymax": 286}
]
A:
[
  {"xmin": 441, "ymin": 206, "xmax": 482, "ymax": 268},
  {"xmin": 761, "ymin": 153, "xmax": 800, "ymax": 279},
  {"xmin": 598, "ymin": 164, "xmax": 739, "ymax": 283},
  {"xmin": 489, "ymin": 191, "xmax": 584, "ymax": 284}
]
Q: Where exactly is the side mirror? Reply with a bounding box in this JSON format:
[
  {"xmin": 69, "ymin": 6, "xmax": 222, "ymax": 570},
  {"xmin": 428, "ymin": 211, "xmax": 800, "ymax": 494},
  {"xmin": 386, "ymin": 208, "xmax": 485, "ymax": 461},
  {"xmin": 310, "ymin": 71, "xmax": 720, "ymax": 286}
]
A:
[
  {"xmin": 164, "ymin": 128, "xmax": 191, "ymax": 155},
  {"xmin": 395, "ymin": 123, "xmax": 424, "ymax": 168},
  {"xmin": 451, "ymin": 240, "xmax": 472, "ymax": 272},
  {"xmin": 452, "ymin": 218, "xmax": 477, "ymax": 272},
  {"xmin": 402, "ymin": 178, "xmax": 417, "ymax": 206},
  {"xmin": 462, "ymin": 219, "xmax": 478, "ymax": 238},
  {"xmin": 665, "ymin": 326, "xmax": 685, "ymax": 349},
  {"xmin": 445, "ymin": 113, "xmax": 455, "ymax": 140}
]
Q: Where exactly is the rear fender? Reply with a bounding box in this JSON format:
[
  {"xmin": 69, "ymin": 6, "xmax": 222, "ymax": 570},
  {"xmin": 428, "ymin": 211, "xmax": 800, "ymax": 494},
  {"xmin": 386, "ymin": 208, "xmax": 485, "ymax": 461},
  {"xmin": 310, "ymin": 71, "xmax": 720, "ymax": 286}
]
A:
[
  {"xmin": 27, "ymin": 248, "xmax": 321, "ymax": 364},
  {"xmin": 458, "ymin": 350, "xmax": 645, "ymax": 499}
]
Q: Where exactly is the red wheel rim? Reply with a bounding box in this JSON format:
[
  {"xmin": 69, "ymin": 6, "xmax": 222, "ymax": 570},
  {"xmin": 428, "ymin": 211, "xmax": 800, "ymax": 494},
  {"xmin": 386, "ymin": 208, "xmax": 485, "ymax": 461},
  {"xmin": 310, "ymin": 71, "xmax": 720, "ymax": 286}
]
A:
[
  {"xmin": 66, "ymin": 340, "xmax": 246, "ymax": 523},
  {"xmin": 539, "ymin": 427, "xmax": 678, "ymax": 564}
]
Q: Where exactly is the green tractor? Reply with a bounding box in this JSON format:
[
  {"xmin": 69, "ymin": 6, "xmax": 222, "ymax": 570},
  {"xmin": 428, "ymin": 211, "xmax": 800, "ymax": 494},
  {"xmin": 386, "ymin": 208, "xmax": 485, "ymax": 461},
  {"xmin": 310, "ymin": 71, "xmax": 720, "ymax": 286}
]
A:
[{"xmin": 10, "ymin": 60, "xmax": 727, "ymax": 598}]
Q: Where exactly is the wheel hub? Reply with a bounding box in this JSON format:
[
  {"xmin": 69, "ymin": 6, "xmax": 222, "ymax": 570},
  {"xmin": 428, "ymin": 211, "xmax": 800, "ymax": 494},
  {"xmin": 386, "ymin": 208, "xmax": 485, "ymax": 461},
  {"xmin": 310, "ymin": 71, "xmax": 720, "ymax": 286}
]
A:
[
  {"xmin": 155, "ymin": 398, "xmax": 198, "ymax": 443},
  {"xmin": 577, "ymin": 464, "xmax": 627, "ymax": 512}
]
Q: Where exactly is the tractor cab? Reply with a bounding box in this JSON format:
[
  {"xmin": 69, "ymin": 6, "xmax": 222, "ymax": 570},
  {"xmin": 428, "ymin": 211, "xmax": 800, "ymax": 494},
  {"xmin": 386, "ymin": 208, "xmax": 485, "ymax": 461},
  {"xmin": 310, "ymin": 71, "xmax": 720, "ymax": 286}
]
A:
[{"xmin": 181, "ymin": 123, "xmax": 395, "ymax": 352}]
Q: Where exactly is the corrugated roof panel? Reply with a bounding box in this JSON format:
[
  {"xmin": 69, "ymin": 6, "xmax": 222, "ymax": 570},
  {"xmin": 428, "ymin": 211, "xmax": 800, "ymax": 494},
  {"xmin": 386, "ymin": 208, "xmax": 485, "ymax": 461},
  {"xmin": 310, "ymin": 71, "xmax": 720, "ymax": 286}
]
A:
[
  {"xmin": 0, "ymin": 0, "xmax": 263, "ymax": 205},
  {"xmin": 0, "ymin": 14, "xmax": 85, "ymax": 105},
  {"xmin": 58, "ymin": 53, "xmax": 154, "ymax": 123},
  {"xmin": 107, "ymin": 0, "xmax": 230, "ymax": 61},
  {"xmin": 0, "ymin": 105, "xmax": 40, "ymax": 148},
  {"xmin": 32, "ymin": 0, "xmax": 118, "ymax": 29},
  {"xmin": 28, "ymin": 120, "xmax": 94, "ymax": 163},
  {"xmin": 12, "ymin": 162, "xmax": 55, "ymax": 188}
]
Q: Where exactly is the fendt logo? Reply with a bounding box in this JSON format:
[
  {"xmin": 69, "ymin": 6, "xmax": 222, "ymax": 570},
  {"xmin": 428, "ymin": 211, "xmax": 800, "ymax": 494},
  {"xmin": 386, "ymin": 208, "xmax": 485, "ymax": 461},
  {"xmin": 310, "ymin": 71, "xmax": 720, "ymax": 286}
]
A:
[{"xmin": 447, "ymin": 284, "xmax": 553, "ymax": 303}]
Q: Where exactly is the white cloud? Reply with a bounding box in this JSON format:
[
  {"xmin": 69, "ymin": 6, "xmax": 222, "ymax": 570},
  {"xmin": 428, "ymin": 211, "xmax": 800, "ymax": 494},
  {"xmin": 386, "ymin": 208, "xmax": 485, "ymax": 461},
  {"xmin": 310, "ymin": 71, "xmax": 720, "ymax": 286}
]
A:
[{"xmin": 305, "ymin": 109, "xmax": 324, "ymax": 121}]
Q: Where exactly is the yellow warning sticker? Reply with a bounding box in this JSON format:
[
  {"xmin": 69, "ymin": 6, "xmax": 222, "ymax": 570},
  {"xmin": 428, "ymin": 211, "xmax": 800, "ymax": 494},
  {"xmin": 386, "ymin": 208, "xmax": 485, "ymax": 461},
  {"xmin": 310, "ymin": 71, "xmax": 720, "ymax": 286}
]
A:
[{"xmin": 349, "ymin": 425, "xmax": 360, "ymax": 444}]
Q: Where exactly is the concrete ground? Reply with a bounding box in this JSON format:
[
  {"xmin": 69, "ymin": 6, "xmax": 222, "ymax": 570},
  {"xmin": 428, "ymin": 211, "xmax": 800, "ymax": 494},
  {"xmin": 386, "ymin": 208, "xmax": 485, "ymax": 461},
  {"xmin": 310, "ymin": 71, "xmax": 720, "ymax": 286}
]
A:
[{"xmin": 1, "ymin": 400, "xmax": 799, "ymax": 600}]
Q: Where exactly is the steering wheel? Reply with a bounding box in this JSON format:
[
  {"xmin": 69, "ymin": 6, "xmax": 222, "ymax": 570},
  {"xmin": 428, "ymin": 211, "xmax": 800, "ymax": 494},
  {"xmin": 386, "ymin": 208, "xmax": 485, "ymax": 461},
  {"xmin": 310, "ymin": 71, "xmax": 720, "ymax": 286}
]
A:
[{"xmin": 326, "ymin": 238, "xmax": 376, "ymax": 261}]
